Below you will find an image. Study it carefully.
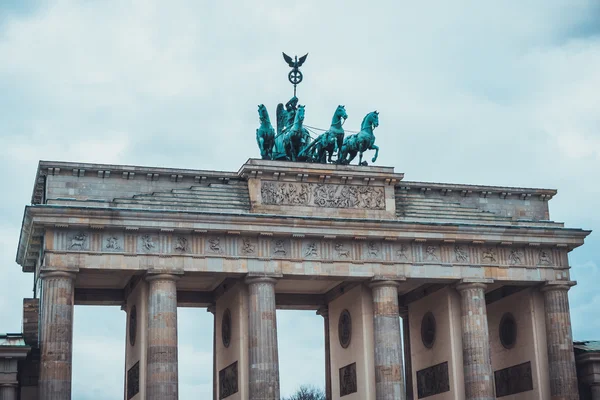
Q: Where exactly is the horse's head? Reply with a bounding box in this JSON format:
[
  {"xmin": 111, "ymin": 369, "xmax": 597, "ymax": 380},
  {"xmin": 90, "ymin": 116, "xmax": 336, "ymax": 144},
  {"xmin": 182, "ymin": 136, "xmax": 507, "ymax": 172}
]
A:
[
  {"xmin": 295, "ymin": 105, "xmax": 305, "ymax": 124},
  {"xmin": 361, "ymin": 110, "xmax": 379, "ymax": 131},
  {"xmin": 336, "ymin": 105, "xmax": 348, "ymax": 121},
  {"xmin": 258, "ymin": 104, "xmax": 269, "ymax": 123}
]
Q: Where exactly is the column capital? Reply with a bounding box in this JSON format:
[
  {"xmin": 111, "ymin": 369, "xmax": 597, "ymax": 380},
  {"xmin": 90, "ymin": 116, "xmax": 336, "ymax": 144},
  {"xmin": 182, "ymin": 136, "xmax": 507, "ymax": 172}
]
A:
[
  {"xmin": 369, "ymin": 276, "xmax": 405, "ymax": 290},
  {"xmin": 145, "ymin": 272, "xmax": 181, "ymax": 283},
  {"xmin": 316, "ymin": 306, "xmax": 329, "ymax": 318},
  {"xmin": 245, "ymin": 273, "xmax": 281, "ymax": 285},
  {"xmin": 456, "ymin": 278, "xmax": 493, "ymax": 292},
  {"xmin": 540, "ymin": 280, "xmax": 576, "ymax": 292},
  {"xmin": 39, "ymin": 270, "xmax": 77, "ymax": 280}
]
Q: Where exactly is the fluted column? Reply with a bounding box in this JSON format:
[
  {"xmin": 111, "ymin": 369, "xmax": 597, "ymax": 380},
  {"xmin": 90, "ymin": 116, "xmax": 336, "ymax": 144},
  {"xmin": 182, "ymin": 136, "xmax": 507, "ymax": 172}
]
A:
[
  {"xmin": 399, "ymin": 306, "xmax": 413, "ymax": 400},
  {"xmin": 39, "ymin": 270, "xmax": 76, "ymax": 400},
  {"xmin": 246, "ymin": 276, "xmax": 280, "ymax": 400},
  {"xmin": 317, "ymin": 307, "xmax": 332, "ymax": 400},
  {"xmin": 370, "ymin": 280, "xmax": 405, "ymax": 400},
  {"xmin": 456, "ymin": 280, "xmax": 494, "ymax": 400},
  {"xmin": 146, "ymin": 273, "xmax": 179, "ymax": 400},
  {"xmin": 541, "ymin": 281, "xmax": 578, "ymax": 400},
  {"xmin": 0, "ymin": 384, "xmax": 18, "ymax": 400}
]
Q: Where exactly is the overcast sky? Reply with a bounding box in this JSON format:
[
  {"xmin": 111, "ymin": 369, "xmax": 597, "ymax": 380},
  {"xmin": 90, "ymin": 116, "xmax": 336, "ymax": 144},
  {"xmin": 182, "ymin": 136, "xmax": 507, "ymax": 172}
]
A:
[{"xmin": 0, "ymin": 1, "xmax": 599, "ymax": 399}]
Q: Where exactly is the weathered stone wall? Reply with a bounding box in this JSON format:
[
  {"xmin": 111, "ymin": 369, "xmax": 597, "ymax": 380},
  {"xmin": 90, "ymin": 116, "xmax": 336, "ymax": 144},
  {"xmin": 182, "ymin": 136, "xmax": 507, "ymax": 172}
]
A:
[
  {"xmin": 487, "ymin": 289, "xmax": 550, "ymax": 399},
  {"xmin": 124, "ymin": 280, "xmax": 148, "ymax": 400},
  {"xmin": 409, "ymin": 288, "xmax": 464, "ymax": 400},
  {"xmin": 215, "ymin": 283, "xmax": 249, "ymax": 400},
  {"xmin": 328, "ymin": 285, "xmax": 375, "ymax": 400}
]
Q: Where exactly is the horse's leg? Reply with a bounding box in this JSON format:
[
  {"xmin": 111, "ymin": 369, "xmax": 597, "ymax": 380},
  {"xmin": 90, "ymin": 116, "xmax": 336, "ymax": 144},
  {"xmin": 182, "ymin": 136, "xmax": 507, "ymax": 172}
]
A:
[
  {"xmin": 358, "ymin": 151, "xmax": 363, "ymax": 165},
  {"xmin": 336, "ymin": 134, "xmax": 343, "ymax": 163},
  {"xmin": 258, "ymin": 137, "xmax": 266, "ymax": 159},
  {"xmin": 347, "ymin": 150, "xmax": 357, "ymax": 164},
  {"xmin": 371, "ymin": 145, "xmax": 379, "ymax": 163}
]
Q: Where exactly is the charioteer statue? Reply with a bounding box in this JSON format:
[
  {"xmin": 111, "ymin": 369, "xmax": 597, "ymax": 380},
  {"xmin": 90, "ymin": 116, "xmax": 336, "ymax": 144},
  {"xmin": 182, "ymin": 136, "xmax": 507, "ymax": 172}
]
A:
[{"xmin": 255, "ymin": 53, "xmax": 380, "ymax": 166}]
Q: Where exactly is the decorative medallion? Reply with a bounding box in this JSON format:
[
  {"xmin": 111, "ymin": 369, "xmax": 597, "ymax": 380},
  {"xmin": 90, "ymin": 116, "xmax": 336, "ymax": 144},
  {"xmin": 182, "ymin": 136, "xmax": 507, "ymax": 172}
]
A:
[
  {"xmin": 421, "ymin": 312, "xmax": 436, "ymax": 349},
  {"xmin": 338, "ymin": 309, "xmax": 352, "ymax": 349},
  {"xmin": 222, "ymin": 308, "xmax": 232, "ymax": 348},
  {"xmin": 499, "ymin": 312, "xmax": 517, "ymax": 349},
  {"xmin": 339, "ymin": 362, "xmax": 357, "ymax": 397},
  {"xmin": 129, "ymin": 305, "xmax": 137, "ymax": 347},
  {"xmin": 219, "ymin": 361, "xmax": 239, "ymax": 399}
]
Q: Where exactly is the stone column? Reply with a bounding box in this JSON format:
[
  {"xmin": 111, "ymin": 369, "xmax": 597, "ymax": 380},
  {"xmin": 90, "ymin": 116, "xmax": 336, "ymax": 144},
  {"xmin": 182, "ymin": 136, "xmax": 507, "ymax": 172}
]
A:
[
  {"xmin": 146, "ymin": 273, "xmax": 179, "ymax": 400},
  {"xmin": 246, "ymin": 276, "xmax": 280, "ymax": 400},
  {"xmin": 39, "ymin": 270, "xmax": 76, "ymax": 400},
  {"xmin": 0, "ymin": 384, "xmax": 18, "ymax": 400},
  {"xmin": 207, "ymin": 305, "xmax": 217, "ymax": 400},
  {"xmin": 370, "ymin": 280, "xmax": 404, "ymax": 400},
  {"xmin": 317, "ymin": 307, "xmax": 332, "ymax": 400},
  {"xmin": 399, "ymin": 306, "xmax": 413, "ymax": 400},
  {"xmin": 541, "ymin": 281, "xmax": 578, "ymax": 400},
  {"xmin": 456, "ymin": 279, "xmax": 494, "ymax": 400}
]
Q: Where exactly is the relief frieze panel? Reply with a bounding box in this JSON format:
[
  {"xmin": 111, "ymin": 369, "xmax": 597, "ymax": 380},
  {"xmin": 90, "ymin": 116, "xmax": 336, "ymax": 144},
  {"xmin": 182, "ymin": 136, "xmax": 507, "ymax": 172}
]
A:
[
  {"xmin": 260, "ymin": 181, "xmax": 385, "ymax": 210},
  {"xmin": 49, "ymin": 229, "xmax": 567, "ymax": 270}
]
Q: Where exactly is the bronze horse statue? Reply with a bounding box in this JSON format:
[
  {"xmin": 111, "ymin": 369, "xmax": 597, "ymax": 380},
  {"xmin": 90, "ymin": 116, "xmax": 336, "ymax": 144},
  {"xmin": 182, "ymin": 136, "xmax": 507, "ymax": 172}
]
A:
[
  {"xmin": 339, "ymin": 111, "xmax": 379, "ymax": 165},
  {"xmin": 301, "ymin": 105, "xmax": 348, "ymax": 163},
  {"xmin": 256, "ymin": 104, "xmax": 275, "ymax": 160}
]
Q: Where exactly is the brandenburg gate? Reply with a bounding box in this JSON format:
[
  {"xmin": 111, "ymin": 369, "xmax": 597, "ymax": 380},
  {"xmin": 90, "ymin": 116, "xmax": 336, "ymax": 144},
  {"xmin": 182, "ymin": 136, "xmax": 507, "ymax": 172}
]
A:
[{"xmin": 15, "ymin": 158, "xmax": 590, "ymax": 400}]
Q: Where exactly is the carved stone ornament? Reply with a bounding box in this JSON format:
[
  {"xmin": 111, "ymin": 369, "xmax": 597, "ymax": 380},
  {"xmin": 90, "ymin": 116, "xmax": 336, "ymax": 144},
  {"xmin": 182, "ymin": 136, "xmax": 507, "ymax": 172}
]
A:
[
  {"xmin": 425, "ymin": 246, "xmax": 438, "ymax": 261},
  {"xmin": 494, "ymin": 361, "xmax": 533, "ymax": 397},
  {"xmin": 127, "ymin": 361, "xmax": 140, "ymax": 400},
  {"xmin": 367, "ymin": 241, "xmax": 380, "ymax": 258},
  {"xmin": 222, "ymin": 308, "xmax": 232, "ymax": 349},
  {"xmin": 538, "ymin": 249, "xmax": 552, "ymax": 265},
  {"xmin": 174, "ymin": 236, "xmax": 188, "ymax": 252},
  {"xmin": 396, "ymin": 244, "xmax": 409, "ymax": 260},
  {"xmin": 69, "ymin": 232, "xmax": 87, "ymax": 250},
  {"xmin": 338, "ymin": 309, "xmax": 352, "ymax": 349},
  {"xmin": 219, "ymin": 361, "xmax": 239, "ymax": 399},
  {"xmin": 105, "ymin": 235, "xmax": 121, "ymax": 250},
  {"xmin": 421, "ymin": 312, "xmax": 436, "ymax": 349},
  {"xmin": 339, "ymin": 362, "xmax": 357, "ymax": 397},
  {"xmin": 305, "ymin": 242, "xmax": 318, "ymax": 257},
  {"xmin": 273, "ymin": 239, "xmax": 287, "ymax": 256},
  {"xmin": 261, "ymin": 181, "xmax": 385, "ymax": 209},
  {"xmin": 416, "ymin": 361, "xmax": 450, "ymax": 398},
  {"xmin": 141, "ymin": 234, "xmax": 156, "ymax": 251},
  {"xmin": 208, "ymin": 237, "xmax": 222, "ymax": 253},
  {"xmin": 509, "ymin": 249, "xmax": 524, "ymax": 265},
  {"xmin": 482, "ymin": 247, "xmax": 497, "ymax": 262},
  {"xmin": 129, "ymin": 305, "xmax": 137, "ymax": 347},
  {"xmin": 335, "ymin": 243, "xmax": 350, "ymax": 258},
  {"xmin": 241, "ymin": 238, "xmax": 256, "ymax": 255},
  {"xmin": 454, "ymin": 244, "xmax": 469, "ymax": 262}
]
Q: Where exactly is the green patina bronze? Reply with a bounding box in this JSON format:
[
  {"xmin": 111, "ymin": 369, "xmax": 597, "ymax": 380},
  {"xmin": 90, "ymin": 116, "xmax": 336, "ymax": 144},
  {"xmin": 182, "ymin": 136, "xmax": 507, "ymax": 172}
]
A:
[
  {"xmin": 255, "ymin": 53, "xmax": 381, "ymax": 165},
  {"xmin": 339, "ymin": 111, "xmax": 379, "ymax": 165},
  {"xmin": 300, "ymin": 105, "xmax": 348, "ymax": 163},
  {"xmin": 256, "ymin": 104, "xmax": 275, "ymax": 160}
]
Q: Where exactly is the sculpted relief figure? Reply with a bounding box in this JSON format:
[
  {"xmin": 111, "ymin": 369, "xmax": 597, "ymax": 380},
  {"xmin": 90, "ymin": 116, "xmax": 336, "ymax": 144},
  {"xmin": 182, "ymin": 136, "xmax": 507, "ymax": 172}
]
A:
[
  {"xmin": 141, "ymin": 235, "xmax": 155, "ymax": 251},
  {"xmin": 425, "ymin": 246, "xmax": 439, "ymax": 261},
  {"xmin": 69, "ymin": 232, "xmax": 87, "ymax": 250},
  {"xmin": 106, "ymin": 236, "xmax": 121, "ymax": 250},
  {"xmin": 509, "ymin": 249, "xmax": 524, "ymax": 265},
  {"xmin": 454, "ymin": 245, "xmax": 469, "ymax": 262},
  {"xmin": 336, "ymin": 243, "xmax": 350, "ymax": 258},
  {"xmin": 482, "ymin": 248, "xmax": 497, "ymax": 262}
]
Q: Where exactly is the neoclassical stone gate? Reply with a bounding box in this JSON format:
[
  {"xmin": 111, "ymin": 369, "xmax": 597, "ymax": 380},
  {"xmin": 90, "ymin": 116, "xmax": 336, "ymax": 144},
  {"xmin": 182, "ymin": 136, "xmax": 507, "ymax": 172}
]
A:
[{"xmin": 16, "ymin": 159, "xmax": 590, "ymax": 400}]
